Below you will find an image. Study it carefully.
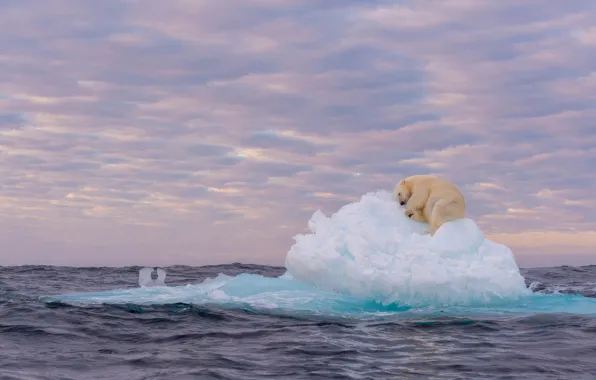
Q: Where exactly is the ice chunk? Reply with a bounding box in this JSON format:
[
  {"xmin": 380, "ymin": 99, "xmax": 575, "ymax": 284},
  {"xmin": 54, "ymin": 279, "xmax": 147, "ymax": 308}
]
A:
[
  {"xmin": 52, "ymin": 191, "xmax": 596, "ymax": 317},
  {"xmin": 138, "ymin": 267, "xmax": 167, "ymax": 287},
  {"xmin": 285, "ymin": 191, "xmax": 531, "ymax": 307}
]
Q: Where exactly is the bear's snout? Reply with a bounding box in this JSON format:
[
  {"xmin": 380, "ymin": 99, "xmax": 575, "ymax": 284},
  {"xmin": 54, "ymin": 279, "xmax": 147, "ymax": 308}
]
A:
[{"xmin": 400, "ymin": 201, "xmax": 405, "ymax": 205}]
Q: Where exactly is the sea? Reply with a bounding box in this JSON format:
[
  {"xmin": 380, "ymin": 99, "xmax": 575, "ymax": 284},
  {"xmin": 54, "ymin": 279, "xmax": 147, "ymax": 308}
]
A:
[{"xmin": 1, "ymin": 263, "xmax": 596, "ymax": 380}]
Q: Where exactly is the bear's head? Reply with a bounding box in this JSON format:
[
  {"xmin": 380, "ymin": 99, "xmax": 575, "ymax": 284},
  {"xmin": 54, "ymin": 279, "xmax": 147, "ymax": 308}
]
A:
[{"xmin": 393, "ymin": 179, "xmax": 411, "ymax": 206}]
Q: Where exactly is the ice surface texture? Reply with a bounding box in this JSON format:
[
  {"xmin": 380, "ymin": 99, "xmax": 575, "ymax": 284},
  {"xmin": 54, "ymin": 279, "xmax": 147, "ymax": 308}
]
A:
[{"xmin": 285, "ymin": 191, "xmax": 531, "ymax": 307}]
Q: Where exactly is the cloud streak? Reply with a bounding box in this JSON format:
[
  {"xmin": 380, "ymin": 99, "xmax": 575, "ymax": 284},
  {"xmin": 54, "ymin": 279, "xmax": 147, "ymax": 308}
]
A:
[{"xmin": 1, "ymin": 0, "xmax": 595, "ymax": 267}]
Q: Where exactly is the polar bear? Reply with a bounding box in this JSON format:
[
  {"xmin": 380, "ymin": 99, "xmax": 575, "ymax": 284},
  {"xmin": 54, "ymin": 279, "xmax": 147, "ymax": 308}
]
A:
[{"xmin": 393, "ymin": 174, "xmax": 466, "ymax": 235}]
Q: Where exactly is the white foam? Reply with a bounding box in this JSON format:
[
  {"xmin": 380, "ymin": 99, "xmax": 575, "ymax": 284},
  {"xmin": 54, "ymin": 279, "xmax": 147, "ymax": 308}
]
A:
[{"xmin": 285, "ymin": 191, "xmax": 531, "ymax": 307}]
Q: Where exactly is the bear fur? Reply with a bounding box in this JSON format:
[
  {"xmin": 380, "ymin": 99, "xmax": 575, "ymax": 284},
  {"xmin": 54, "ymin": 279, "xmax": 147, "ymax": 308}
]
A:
[{"xmin": 393, "ymin": 174, "xmax": 466, "ymax": 235}]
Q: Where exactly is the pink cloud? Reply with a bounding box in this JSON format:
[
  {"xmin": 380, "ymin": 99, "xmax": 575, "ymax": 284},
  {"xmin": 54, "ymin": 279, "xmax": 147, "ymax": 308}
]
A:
[{"xmin": 1, "ymin": 0, "xmax": 595, "ymax": 267}]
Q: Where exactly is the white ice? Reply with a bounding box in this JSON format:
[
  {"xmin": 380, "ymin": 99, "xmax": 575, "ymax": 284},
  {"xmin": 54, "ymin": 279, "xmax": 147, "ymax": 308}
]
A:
[
  {"xmin": 284, "ymin": 190, "xmax": 531, "ymax": 307},
  {"xmin": 138, "ymin": 267, "xmax": 167, "ymax": 287}
]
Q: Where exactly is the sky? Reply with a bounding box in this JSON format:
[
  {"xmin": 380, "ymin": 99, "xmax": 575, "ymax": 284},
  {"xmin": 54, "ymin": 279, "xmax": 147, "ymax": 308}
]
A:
[{"xmin": 1, "ymin": 0, "xmax": 595, "ymax": 268}]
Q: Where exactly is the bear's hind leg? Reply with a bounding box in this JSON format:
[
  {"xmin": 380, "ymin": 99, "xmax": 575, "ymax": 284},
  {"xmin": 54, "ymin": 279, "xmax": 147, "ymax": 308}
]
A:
[
  {"xmin": 429, "ymin": 199, "xmax": 463, "ymax": 235},
  {"xmin": 428, "ymin": 222, "xmax": 439, "ymax": 236}
]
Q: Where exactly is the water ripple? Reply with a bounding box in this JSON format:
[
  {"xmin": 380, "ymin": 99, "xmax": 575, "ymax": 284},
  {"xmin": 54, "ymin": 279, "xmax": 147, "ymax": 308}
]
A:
[{"xmin": 1, "ymin": 264, "xmax": 596, "ymax": 379}]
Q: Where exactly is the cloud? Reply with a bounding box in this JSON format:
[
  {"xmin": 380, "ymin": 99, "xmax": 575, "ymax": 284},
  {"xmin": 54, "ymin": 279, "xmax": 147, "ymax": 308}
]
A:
[
  {"xmin": 1, "ymin": 0, "xmax": 595, "ymax": 267},
  {"xmin": 0, "ymin": 112, "xmax": 27, "ymax": 130}
]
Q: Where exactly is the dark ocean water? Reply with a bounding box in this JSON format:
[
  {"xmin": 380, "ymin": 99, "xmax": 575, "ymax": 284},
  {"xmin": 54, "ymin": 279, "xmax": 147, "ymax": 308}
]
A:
[{"xmin": 1, "ymin": 264, "xmax": 596, "ymax": 380}]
